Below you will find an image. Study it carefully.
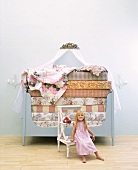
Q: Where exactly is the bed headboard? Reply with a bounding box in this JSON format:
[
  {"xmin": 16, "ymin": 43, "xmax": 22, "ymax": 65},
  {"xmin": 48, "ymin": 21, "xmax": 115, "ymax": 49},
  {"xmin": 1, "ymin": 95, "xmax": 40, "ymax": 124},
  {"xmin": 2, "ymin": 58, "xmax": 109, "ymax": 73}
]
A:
[{"xmin": 53, "ymin": 42, "xmax": 85, "ymax": 67}]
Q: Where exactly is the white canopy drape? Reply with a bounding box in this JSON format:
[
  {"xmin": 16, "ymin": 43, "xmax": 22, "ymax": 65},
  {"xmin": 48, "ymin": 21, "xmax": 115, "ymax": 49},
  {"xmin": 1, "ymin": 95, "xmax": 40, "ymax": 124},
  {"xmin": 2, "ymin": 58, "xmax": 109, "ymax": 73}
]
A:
[{"xmin": 13, "ymin": 49, "xmax": 121, "ymax": 117}]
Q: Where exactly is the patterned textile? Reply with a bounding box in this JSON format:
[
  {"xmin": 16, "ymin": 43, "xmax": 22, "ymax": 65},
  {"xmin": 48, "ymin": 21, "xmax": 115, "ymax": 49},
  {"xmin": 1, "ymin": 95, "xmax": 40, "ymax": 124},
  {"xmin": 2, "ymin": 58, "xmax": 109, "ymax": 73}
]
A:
[
  {"xmin": 68, "ymin": 81, "xmax": 112, "ymax": 90},
  {"xmin": 22, "ymin": 65, "xmax": 109, "ymax": 105},
  {"xmin": 22, "ymin": 64, "xmax": 75, "ymax": 86},
  {"xmin": 62, "ymin": 89, "xmax": 111, "ymax": 98},
  {"xmin": 31, "ymin": 97, "xmax": 106, "ymax": 106},
  {"xmin": 34, "ymin": 121, "xmax": 58, "ymax": 127},
  {"xmin": 28, "ymin": 89, "xmax": 111, "ymax": 98},
  {"xmin": 28, "ymin": 90, "xmax": 42, "ymax": 97},
  {"xmin": 31, "ymin": 105, "xmax": 106, "ymax": 113},
  {"xmin": 75, "ymin": 65, "xmax": 108, "ymax": 76},
  {"xmin": 32, "ymin": 112, "xmax": 106, "ymax": 127},
  {"xmin": 22, "ymin": 65, "xmax": 74, "ymax": 105},
  {"xmin": 68, "ymin": 71, "xmax": 108, "ymax": 80},
  {"xmin": 32, "ymin": 112, "xmax": 58, "ymax": 121},
  {"xmin": 31, "ymin": 97, "xmax": 51, "ymax": 105}
]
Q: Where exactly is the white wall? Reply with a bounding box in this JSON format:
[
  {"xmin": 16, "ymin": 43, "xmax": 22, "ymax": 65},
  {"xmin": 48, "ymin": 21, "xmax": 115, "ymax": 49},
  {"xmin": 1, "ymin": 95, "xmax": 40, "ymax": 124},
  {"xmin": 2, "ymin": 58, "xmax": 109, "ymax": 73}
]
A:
[{"xmin": 0, "ymin": 0, "xmax": 138, "ymax": 135}]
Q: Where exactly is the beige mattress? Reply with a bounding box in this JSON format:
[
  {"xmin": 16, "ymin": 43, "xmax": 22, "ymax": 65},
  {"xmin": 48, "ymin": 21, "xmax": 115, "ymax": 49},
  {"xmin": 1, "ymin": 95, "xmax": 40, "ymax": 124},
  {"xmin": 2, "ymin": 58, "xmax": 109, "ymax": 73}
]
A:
[{"xmin": 67, "ymin": 81, "xmax": 112, "ymax": 90}]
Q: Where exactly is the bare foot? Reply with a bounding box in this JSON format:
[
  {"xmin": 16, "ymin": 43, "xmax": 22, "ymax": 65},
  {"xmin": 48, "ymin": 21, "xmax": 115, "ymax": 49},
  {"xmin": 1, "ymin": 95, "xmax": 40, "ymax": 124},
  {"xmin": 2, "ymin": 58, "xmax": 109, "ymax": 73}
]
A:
[
  {"xmin": 94, "ymin": 151, "xmax": 104, "ymax": 161},
  {"xmin": 96, "ymin": 156, "xmax": 104, "ymax": 161},
  {"xmin": 82, "ymin": 155, "xmax": 86, "ymax": 163}
]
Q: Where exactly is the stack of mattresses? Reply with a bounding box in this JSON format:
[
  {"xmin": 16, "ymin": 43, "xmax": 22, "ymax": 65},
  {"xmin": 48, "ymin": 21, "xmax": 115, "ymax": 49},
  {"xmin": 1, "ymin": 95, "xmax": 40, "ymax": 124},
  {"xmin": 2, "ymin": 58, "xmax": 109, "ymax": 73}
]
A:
[{"xmin": 30, "ymin": 70, "xmax": 112, "ymax": 127}]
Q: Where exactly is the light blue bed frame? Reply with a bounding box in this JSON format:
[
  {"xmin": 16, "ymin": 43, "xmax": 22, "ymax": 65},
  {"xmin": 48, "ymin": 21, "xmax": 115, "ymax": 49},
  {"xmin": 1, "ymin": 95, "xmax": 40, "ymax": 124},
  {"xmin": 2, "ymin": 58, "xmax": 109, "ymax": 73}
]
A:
[
  {"xmin": 22, "ymin": 90, "xmax": 114, "ymax": 146},
  {"xmin": 22, "ymin": 50, "xmax": 114, "ymax": 146}
]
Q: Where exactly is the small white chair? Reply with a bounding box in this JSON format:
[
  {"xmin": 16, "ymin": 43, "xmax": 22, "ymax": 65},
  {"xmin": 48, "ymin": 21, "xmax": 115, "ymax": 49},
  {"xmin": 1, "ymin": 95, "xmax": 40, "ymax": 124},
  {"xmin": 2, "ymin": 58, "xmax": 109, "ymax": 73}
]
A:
[{"xmin": 57, "ymin": 105, "xmax": 82, "ymax": 158}]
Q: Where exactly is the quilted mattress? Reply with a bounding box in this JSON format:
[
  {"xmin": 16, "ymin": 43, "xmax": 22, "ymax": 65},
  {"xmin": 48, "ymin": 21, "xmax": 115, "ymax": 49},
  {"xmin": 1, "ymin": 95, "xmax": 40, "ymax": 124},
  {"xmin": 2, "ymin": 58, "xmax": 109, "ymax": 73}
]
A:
[{"xmin": 68, "ymin": 71, "xmax": 108, "ymax": 80}]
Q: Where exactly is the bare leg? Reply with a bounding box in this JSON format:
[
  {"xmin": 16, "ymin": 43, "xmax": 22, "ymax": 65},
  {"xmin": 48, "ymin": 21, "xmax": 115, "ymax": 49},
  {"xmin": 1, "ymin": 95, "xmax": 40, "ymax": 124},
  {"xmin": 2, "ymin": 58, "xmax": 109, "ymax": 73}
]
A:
[
  {"xmin": 82, "ymin": 155, "xmax": 86, "ymax": 163},
  {"xmin": 94, "ymin": 151, "xmax": 104, "ymax": 161}
]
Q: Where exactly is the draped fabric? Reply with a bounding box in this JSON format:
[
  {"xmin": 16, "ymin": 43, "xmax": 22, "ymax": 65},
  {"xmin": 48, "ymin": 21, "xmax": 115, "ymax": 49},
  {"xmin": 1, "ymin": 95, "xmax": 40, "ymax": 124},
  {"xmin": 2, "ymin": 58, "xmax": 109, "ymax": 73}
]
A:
[{"xmin": 13, "ymin": 49, "xmax": 121, "ymax": 117}]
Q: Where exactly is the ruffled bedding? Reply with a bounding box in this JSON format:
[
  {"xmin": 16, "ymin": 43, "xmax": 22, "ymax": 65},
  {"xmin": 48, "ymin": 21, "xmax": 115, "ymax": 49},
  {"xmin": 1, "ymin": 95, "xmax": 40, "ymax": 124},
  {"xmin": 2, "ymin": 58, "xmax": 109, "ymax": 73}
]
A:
[{"xmin": 22, "ymin": 64, "xmax": 110, "ymax": 105}]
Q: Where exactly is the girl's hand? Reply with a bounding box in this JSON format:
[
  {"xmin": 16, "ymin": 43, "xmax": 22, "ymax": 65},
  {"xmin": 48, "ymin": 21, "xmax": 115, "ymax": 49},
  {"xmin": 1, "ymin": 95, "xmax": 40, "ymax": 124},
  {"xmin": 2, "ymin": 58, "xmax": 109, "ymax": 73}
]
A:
[
  {"xmin": 92, "ymin": 135, "xmax": 95, "ymax": 141},
  {"xmin": 70, "ymin": 139, "xmax": 74, "ymax": 142}
]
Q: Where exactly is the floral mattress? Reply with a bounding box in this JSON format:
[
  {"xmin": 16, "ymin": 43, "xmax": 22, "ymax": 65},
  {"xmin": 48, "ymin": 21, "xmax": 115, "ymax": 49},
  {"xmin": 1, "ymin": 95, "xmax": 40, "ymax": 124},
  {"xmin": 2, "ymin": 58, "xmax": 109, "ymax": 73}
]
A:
[
  {"xmin": 32, "ymin": 112, "xmax": 106, "ymax": 127},
  {"xmin": 31, "ymin": 97, "xmax": 107, "ymax": 127},
  {"xmin": 31, "ymin": 97, "xmax": 106, "ymax": 106}
]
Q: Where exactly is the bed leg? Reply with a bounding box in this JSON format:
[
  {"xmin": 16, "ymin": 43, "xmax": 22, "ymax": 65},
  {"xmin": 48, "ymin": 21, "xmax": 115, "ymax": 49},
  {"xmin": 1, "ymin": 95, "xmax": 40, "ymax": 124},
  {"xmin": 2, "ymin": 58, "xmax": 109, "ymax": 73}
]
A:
[
  {"xmin": 22, "ymin": 136, "xmax": 25, "ymax": 146},
  {"xmin": 112, "ymin": 136, "xmax": 114, "ymax": 146}
]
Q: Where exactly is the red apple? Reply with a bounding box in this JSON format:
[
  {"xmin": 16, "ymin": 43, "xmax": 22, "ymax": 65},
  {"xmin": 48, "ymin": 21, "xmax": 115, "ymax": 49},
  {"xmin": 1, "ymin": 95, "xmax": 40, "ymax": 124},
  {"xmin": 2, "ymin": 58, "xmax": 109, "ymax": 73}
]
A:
[{"xmin": 63, "ymin": 117, "xmax": 71, "ymax": 123}]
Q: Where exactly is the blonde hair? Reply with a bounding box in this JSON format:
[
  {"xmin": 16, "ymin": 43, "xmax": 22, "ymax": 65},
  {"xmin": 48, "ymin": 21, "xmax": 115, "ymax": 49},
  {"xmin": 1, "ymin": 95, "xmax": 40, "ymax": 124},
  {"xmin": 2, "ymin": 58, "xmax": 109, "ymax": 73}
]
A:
[{"xmin": 74, "ymin": 111, "xmax": 88, "ymax": 130}]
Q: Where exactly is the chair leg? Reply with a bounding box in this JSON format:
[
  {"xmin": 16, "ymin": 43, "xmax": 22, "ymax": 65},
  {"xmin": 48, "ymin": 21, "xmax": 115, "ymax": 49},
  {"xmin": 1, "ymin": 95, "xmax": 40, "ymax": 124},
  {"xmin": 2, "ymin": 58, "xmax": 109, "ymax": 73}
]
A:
[
  {"xmin": 57, "ymin": 139, "xmax": 60, "ymax": 152},
  {"xmin": 67, "ymin": 145, "xmax": 69, "ymax": 158}
]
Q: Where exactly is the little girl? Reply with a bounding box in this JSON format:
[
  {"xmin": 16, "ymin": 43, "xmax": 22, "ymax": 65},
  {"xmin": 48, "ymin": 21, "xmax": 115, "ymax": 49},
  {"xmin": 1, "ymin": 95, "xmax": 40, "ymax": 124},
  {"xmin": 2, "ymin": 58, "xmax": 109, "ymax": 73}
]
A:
[{"xmin": 71, "ymin": 110, "xmax": 104, "ymax": 163}]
